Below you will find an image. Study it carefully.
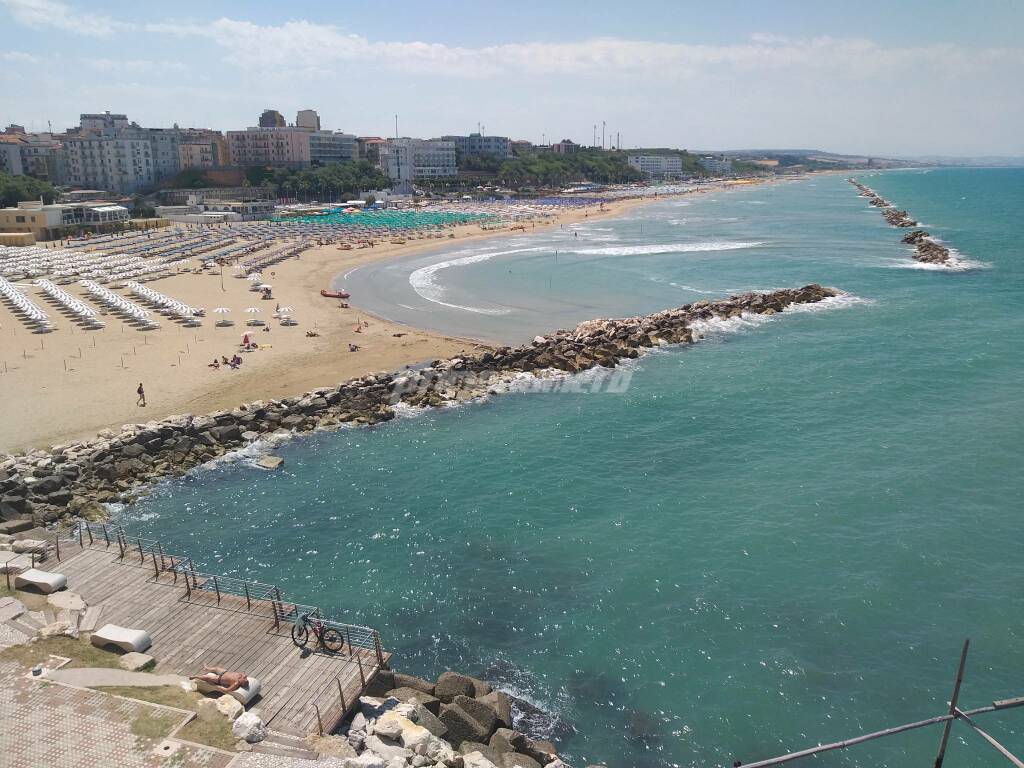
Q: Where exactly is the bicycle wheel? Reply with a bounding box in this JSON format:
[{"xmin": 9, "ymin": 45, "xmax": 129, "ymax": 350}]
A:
[
  {"xmin": 321, "ymin": 627, "xmax": 345, "ymax": 653},
  {"xmin": 291, "ymin": 621, "xmax": 310, "ymax": 648}
]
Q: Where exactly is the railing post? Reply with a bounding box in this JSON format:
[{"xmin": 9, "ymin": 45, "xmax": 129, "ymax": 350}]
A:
[
  {"xmin": 244, "ymin": 581, "xmax": 251, "ymax": 611},
  {"xmin": 137, "ymin": 537, "xmax": 144, "ymax": 563},
  {"xmin": 86, "ymin": 525, "xmax": 93, "ymax": 545},
  {"xmin": 151, "ymin": 550, "xmax": 159, "ymax": 578},
  {"xmin": 170, "ymin": 557, "xmax": 178, "ymax": 584},
  {"xmin": 345, "ymin": 626, "xmax": 353, "ymax": 657},
  {"xmin": 374, "ymin": 632, "xmax": 385, "ymax": 667},
  {"xmin": 31, "ymin": 551, "xmax": 36, "ymax": 568},
  {"xmin": 212, "ymin": 575, "xmax": 221, "ymax": 603},
  {"xmin": 314, "ymin": 704, "xmax": 323, "ymax": 736},
  {"xmin": 102, "ymin": 524, "xmax": 110, "ymax": 547},
  {"xmin": 189, "ymin": 559, "xmax": 198, "ymax": 589},
  {"xmin": 117, "ymin": 532, "xmax": 125, "ymax": 559},
  {"xmin": 184, "ymin": 568, "xmax": 192, "ymax": 597},
  {"xmin": 78, "ymin": 525, "xmax": 84, "ymax": 547},
  {"xmin": 54, "ymin": 532, "xmax": 61, "ymax": 561},
  {"xmin": 336, "ymin": 677, "xmax": 347, "ymax": 714},
  {"xmin": 273, "ymin": 588, "xmax": 283, "ymax": 630},
  {"xmin": 157, "ymin": 542, "xmax": 165, "ymax": 571},
  {"xmin": 356, "ymin": 652, "xmax": 366, "ymax": 688}
]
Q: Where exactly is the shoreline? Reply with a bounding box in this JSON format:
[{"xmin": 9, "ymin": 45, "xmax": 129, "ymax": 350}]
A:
[
  {"xmin": 0, "ymin": 283, "xmax": 842, "ymax": 532},
  {"xmin": 0, "ymin": 180, "xmax": 759, "ymax": 453}
]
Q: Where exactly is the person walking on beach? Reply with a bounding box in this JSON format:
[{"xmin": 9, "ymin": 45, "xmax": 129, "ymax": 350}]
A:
[{"xmin": 136, "ymin": 382, "xmax": 146, "ymax": 407}]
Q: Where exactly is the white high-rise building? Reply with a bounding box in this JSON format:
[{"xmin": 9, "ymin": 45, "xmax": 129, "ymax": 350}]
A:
[
  {"xmin": 381, "ymin": 139, "xmax": 457, "ymax": 182},
  {"xmin": 698, "ymin": 156, "xmax": 733, "ymax": 174},
  {"xmin": 627, "ymin": 155, "xmax": 684, "ymax": 178}
]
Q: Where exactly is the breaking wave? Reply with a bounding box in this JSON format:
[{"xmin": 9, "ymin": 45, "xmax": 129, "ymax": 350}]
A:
[{"xmin": 565, "ymin": 241, "xmax": 764, "ymax": 257}]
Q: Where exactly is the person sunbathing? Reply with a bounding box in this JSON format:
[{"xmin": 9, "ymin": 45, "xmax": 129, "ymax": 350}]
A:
[{"xmin": 190, "ymin": 666, "xmax": 249, "ymax": 694}]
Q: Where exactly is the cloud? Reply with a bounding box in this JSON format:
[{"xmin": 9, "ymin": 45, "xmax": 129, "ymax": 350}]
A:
[
  {"xmin": 142, "ymin": 18, "xmax": 1024, "ymax": 84},
  {"xmin": 1, "ymin": 0, "xmax": 130, "ymax": 37},
  {"xmin": 1, "ymin": 50, "xmax": 40, "ymax": 63},
  {"xmin": 83, "ymin": 58, "xmax": 188, "ymax": 75}
]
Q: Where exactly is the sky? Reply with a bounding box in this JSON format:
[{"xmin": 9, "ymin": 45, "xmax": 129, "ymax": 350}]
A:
[{"xmin": 1, "ymin": 0, "xmax": 1023, "ymax": 157}]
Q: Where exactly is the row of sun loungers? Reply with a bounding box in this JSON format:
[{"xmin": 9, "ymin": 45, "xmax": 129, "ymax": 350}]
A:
[
  {"xmin": 33, "ymin": 279, "xmax": 105, "ymax": 328},
  {"xmin": 0, "ymin": 275, "xmax": 53, "ymax": 332},
  {"xmin": 80, "ymin": 280, "xmax": 159, "ymax": 329},
  {"xmin": 126, "ymin": 281, "xmax": 202, "ymax": 325}
]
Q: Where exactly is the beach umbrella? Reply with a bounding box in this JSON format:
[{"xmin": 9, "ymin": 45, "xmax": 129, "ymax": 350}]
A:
[
  {"xmin": 276, "ymin": 306, "xmax": 294, "ymax": 313},
  {"xmin": 257, "ymin": 284, "xmax": 273, "ymax": 290},
  {"xmin": 211, "ymin": 307, "xmax": 231, "ymax": 314},
  {"xmin": 244, "ymin": 307, "xmax": 262, "ymax": 314},
  {"xmin": 247, "ymin": 273, "xmax": 262, "ymax": 281}
]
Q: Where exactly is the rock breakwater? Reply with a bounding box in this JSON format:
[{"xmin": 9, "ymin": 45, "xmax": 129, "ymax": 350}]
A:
[
  {"xmin": 0, "ymin": 284, "xmax": 841, "ymax": 530},
  {"xmin": 848, "ymin": 179, "xmax": 952, "ymax": 265}
]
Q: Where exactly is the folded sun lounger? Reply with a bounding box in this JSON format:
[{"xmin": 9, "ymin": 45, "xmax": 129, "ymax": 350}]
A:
[
  {"xmin": 90, "ymin": 623, "xmax": 152, "ymax": 653},
  {"xmin": 196, "ymin": 675, "xmax": 261, "ymax": 705},
  {"xmin": 14, "ymin": 568, "xmax": 67, "ymax": 594}
]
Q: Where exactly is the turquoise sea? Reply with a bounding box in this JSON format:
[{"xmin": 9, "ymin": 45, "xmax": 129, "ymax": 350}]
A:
[{"xmin": 123, "ymin": 169, "xmax": 1024, "ymax": 768}]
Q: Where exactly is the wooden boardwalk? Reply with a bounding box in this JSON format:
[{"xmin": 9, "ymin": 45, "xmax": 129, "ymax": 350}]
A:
[{"xmin": 50, "ymin": 539, "xmax": 388, "ymax": 736}]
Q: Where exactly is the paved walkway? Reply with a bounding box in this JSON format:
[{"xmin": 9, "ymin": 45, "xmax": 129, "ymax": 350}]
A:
[
  {"xmin": 0, "ymin": 660, "xmax": 233, "ymax": 768},
  {"xmin": 46, "ymin": 667, "xmax": 187, "ymax": 688}
]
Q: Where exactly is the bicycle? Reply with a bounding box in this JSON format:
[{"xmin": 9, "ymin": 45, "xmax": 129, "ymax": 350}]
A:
[{"xmin": 291, "ymin": 612, "xmax": 346, "ymax": 653}]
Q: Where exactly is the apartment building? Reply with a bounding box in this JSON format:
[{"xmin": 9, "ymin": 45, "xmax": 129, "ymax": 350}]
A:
[
  {"xmin": 226, "ymin": 127, "xmax": 312, "ymax": 167},
  {"xmin": 441, "ymin": 133, "xmax": 511, "ymax": 160},
  {"xmin": 698, "ymin": 156, "xmax": 733, "ymax": 174},
  {"xmin": 380, "ymin": 139, "xmax": 457, "ymax": 183}
]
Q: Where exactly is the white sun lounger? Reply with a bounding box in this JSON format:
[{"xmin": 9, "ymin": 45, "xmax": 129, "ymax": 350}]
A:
[
  {"xmin": 14, "ymin": 568, "xmax": 67, "ymax": 594},
  {"xmin": 90, "ymin": 623, "xmax": 152, "ymax": 653},
  {"xmin": 196, "ymin": 675, "xmax": 262, "ymax": 705}
]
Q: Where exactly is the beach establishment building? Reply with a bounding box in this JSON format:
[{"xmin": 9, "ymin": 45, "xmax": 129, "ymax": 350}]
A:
[
  {"xmin": 441, "ymin": 133, "xmax": 511, "ymax": 160},
  {"xmin": 627, "ymin": 154, "xmax": 684, "ymax": 179},
  {"xmin": 380, "ymin": 139, "xmax": 457, "ymax": 183},
  {"xmin": 698, "ymin": 155, "xmax": 733, "ymax": 174},
  {"xmin": 159, "ymin": 186, "xmax": 274, "ymax": 205},
  {"xmin": 0, "ymin": 200, "xmax": 131, "ymax": 240},
  {"xmin": 156, "ymin": 195, "xmax": 274, "ymax": 223}
]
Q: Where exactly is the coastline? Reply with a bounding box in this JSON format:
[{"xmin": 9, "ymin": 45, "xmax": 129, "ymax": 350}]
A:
[
  {"xmin": 0, "ymin": 183, "xmax": 749, "ymax": 453},
  {"xmin": 0, "ymin": 282, "xmax": 842, "ymax": 531}
]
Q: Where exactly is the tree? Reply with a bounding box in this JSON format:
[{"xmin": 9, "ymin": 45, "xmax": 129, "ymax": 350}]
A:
[{"xmin": 0, "ymin": 172, "xmax": 57, "ymax": 207}]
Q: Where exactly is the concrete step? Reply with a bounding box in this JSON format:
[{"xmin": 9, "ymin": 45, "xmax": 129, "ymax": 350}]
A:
[{"xmin": 3, "ymin": 618, "xmax": 37, "ymax": 639}]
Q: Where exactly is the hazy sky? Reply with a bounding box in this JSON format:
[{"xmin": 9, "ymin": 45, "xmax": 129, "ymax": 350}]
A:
[{"xmin": 2, "ymin": 0, "xmax": 1022, "ymax": 156}]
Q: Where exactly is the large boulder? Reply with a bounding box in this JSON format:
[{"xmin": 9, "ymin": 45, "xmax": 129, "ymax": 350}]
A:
[
  {"xmin": 435, "ymin": 671, "xmax": 477, "ymax": 703},
  {"xmin": 364, "ymin": 734, "xmax": 413, "ymax": 762},
  {"xmin": 489, "ymin": 729, "xmax": 526, "ymax": 755},
  {"xmin": 439, "ymin": 703, "xmax": 491, "ymax": 748},
  {"xmin": 394, "ymin": 673, "xmax": 436, "ymax": 695},
  {"xmin": 452, "ymin": 695, "xmax": 497, "ymax": 735},
  {"xmin": 520, "ymin": 739, "xmax": 558, "ymax": 766},
  {"xmin": 307, "ymin": 734, "xmax": 357, "ymax": 760},
  {"xmin": 343, "ymin": 754, "xmax": 387, "ymax": 768},
  {"xmin": 501, "ymin": 754, "xmax": 541, "ymax": 768},
  {"xmin": 415, "ymin": 704, "xmax": 448, "ymax": 738},
  {"xmin": 388, "ymin": 687, "xmax": 441, "ymax": 715},
  {"xmin": 216, "ymin": 695, "xmax": 244, "ymax": 721},
  {"xmin": 460, "ymin": 743, "xmax": 501, "ymax": 765},
  {"xmin": 477, "ymin": 691, "xmax": 511, "ymax": 729},
  {"xmin": 374, "ymin": 713, "xmax": 406, "ymax": 740},
  {"xmin": 231, "ymin": 711, "xmax": 268, "ymax": 743},
  {"xmin": 463, "ymin": 751, "xmax": 499, "ymax": 768}
]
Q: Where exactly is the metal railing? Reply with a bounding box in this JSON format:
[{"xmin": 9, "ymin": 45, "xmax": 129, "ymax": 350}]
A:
[{"xmin": 61, "ymin": 521, "xmax": 387, "ymax": 666}]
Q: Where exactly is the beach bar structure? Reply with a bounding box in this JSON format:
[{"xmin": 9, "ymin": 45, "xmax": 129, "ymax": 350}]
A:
[{"xmin": 31, "ymin": 522, "xmax": 389, "ymax": 736}]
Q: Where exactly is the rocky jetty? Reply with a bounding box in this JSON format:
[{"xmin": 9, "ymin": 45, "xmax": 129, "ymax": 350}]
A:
[
  {"xmin": 337, "ymin": 669, "xmax": 568, "ymax": 768},
  {"xmin": 847, "ymin": 179, "xmax": 952, "ymax": 265},
  {"xmin": 0, "ymin": 284, "xmax": 841, "ymax": 530}
]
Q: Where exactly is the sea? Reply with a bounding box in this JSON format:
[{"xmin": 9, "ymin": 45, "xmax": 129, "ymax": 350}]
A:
[{"xmin": 120, "ymin": 168, "xmax": 1024, "ymax": 768}]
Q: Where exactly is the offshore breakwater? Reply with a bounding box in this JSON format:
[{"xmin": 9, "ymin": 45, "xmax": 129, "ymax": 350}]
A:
[
  {"xmin": 847, "ymin": 178, "xmax": 953, "ymax": 265},
  {"xmin": 0, "ymin": 284, "xmax": 840, "ymax": 529}
]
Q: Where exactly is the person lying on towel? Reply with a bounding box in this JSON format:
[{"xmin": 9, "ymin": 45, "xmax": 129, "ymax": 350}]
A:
[{"xmin": 190, "ymin": 666, "xmax": 249, "ymax": 693}]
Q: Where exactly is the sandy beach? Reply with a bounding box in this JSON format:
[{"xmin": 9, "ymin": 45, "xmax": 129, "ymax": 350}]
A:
[{"xmin": 0, "ymin": 192, "xmax": 678, "ymax": 453}]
